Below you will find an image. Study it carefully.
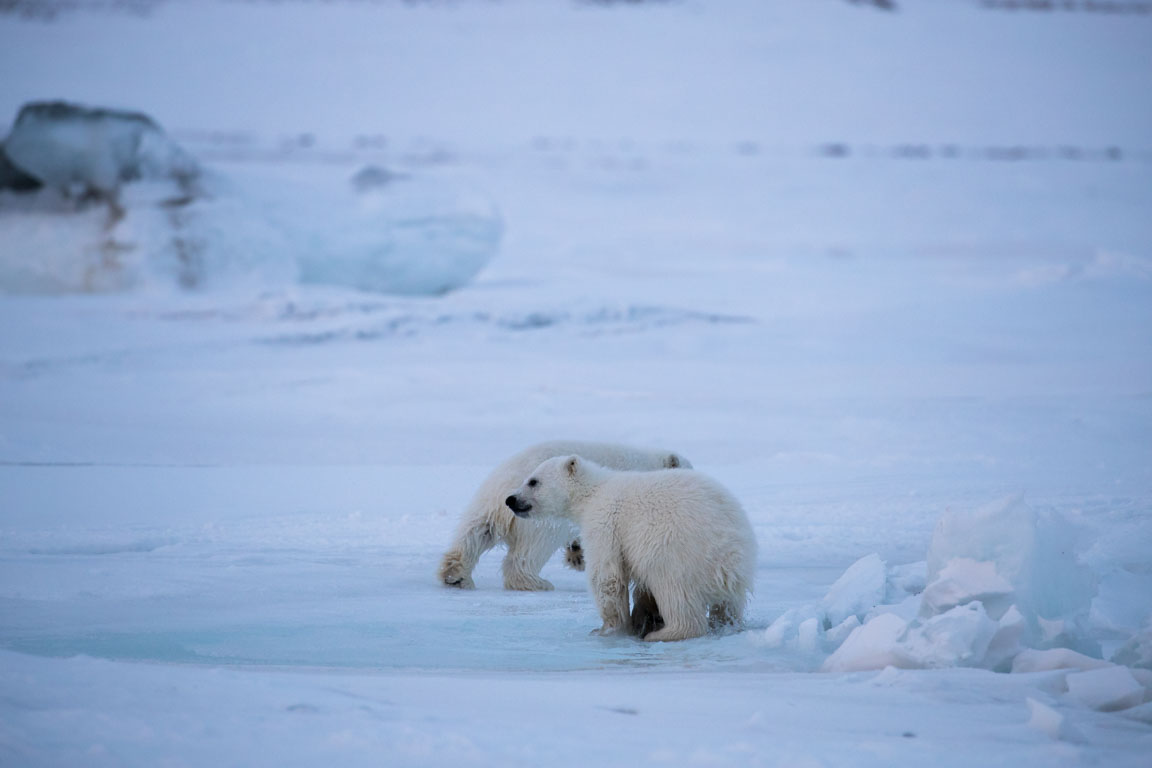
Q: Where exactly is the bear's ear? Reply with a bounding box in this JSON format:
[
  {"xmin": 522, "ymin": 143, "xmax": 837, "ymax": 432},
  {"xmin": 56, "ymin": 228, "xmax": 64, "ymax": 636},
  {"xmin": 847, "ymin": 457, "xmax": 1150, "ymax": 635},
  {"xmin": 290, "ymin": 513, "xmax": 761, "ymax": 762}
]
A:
[
  {"xmin": 565, "ymin": 456, "xmax": 579, "ymax": 476},
  {"xmin": 665, "ymin": 453, "xmax": 681, "ymax": 468}
]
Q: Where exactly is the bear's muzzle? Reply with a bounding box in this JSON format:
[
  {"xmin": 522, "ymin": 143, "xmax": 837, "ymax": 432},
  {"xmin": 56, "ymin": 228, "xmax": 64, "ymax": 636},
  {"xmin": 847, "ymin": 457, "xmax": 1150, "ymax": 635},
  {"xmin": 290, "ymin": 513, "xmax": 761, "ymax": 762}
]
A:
[{"xmin": 505, "ymin": 495, "xmax": 533, "ymax": 517}]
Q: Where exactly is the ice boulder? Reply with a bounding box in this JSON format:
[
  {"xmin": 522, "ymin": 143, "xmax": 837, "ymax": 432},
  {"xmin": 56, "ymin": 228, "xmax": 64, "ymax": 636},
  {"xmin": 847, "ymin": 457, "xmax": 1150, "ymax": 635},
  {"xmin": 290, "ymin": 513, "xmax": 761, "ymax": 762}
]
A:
[
  {"xmin": 0, "ymin": 143, "xmax": 43, "ymax": 192},
  {"xmin": 1026, "ymin": 698, "xmax": 1083, "ymax": 742},
  {"xmin": 821, "ymin": 553, "xmax": 887, "ymax": 628},
  {"xmin": 1065, "ymin": 666, "xmax": 1145, "ymax": 712},
  {"xmin": 1111, "ymin": 620, "xmax": 1152, "ymax": 670},
  {"xmin": 919, "ymin": 557, "xmax": 1014, "ymax": 620},
  {"xmin": 2, "ymin": 101, "xmax": 199, "ymax": 201},
  {"xmin": 821, "ymin": 613, "xmax": 908, "ymax": 673},
  {"xmin": 926, "ymin": 496, "xmax": 1097, "ymax": 654},
  {"xmin": 292, "ymin": 166, "xmax": 502, "ymax": 296},
  {"xmin": 1011, "ymin": 648, "xmax": 1113, "ymax": 674}
]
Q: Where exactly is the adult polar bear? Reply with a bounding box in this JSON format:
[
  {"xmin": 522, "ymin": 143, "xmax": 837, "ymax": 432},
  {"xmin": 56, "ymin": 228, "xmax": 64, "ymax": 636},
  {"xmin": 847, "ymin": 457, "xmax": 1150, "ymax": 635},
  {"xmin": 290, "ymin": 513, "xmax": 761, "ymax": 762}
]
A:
[
  {"xmin": 505, "ymin": 455, "xmax": 756, "ymax": 641},
  {"xmin": 438, "ymin": 440, "xmax": 690, "ymax": 590}
]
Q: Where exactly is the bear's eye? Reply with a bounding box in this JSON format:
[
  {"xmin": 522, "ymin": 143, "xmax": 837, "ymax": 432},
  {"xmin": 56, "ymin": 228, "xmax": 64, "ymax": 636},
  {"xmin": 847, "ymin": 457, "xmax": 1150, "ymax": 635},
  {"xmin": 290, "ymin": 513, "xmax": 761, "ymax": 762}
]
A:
[{"xmin": 527, "ymin": 478, "xmax": 538, "ymax": 488}]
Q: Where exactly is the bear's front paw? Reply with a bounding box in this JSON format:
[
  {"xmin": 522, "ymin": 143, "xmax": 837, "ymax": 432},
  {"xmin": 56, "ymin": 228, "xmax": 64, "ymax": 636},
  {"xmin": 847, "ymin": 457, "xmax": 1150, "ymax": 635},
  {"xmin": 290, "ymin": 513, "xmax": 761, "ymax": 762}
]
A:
[
  {"xmin": 439, "ymin": 553, "xmax": 476, "ymax": 589},
  {"xmin": 564, "ymin": 540, "xmax": 585, "ymax": 571}
]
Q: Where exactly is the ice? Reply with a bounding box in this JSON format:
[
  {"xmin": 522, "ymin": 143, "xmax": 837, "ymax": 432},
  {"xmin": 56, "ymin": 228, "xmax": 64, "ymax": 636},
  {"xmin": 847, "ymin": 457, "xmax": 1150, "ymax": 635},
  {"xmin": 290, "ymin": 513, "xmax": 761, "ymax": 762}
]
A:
[
  {"xmin": 0, "ymin": 161, "xmax": 500, "ymax": 295},
  {"xmin": 821, "ymin": 613, "xmax": 908, "ymax": 673},
  {"xmin": 899, "ymin": 602, "xmax": 1000, "ymax": 669},
  {"xmin": 1012, "ymin": 648, "xmax": 1114, "ymax": 675},
  {"xmin": 926, "ymin": 497, "xmax": 1098, "ymax": 653},
  {"xmin": 2, "ymin": 101, "xmax": 198, "ymax": 199},
  {"xmin": 919, "ymin": 557, "xmax": 1014, "ymax": 620},
  {"xmin": 1065, "ymin": 666, "xmax": 1146, "ymax": 712},
  {"xmin": 779, "ymin": 497, "xmax": 1128, "ymax": 674},
  {"xmin": 0, "ymin": 143, "xmax": 41, "ymax": 191},
  {"xmin": 1026, "ymin": 698, "xmax": 1083, "ymax": 742},
  {"xmin": 293, "ymin": 169, "xmax": 502, "ymax": 296},
  {"xmin": 821, "ymin": 553, "xmax": 887, "ymax": 628},
  {"xmin": 1112, "ymin": 622, "xmax": 1152, "ymax": 670}
]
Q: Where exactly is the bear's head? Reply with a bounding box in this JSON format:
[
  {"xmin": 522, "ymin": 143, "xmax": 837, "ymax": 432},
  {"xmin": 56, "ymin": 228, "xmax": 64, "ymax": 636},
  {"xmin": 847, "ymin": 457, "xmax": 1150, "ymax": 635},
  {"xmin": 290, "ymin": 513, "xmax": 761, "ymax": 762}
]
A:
[{"xmin": 505, "ymin": 454, "xmax": 584, "ymax": 520}]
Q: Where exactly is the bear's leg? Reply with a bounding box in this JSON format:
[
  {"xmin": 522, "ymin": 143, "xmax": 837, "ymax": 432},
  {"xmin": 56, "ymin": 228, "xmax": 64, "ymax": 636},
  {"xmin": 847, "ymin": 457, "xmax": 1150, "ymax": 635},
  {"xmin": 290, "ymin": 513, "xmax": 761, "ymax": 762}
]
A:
[
  {"xmin": 642, "ymin": 588, "xmax": 708, "ymax": 642},
  {"xmin": 630, "ymin": 584, "xmax": 664, "ymax": 638},
  {"xmin": 438, "ymin": 515, "xmax": 498, "ymax": 589},
  {"xmin": 588, "ymin": 562, "xmax": 631, "ymax": 635},
  {"xmin": 501, "ymin": 519, "xmax": 560, "ymax": 591}
]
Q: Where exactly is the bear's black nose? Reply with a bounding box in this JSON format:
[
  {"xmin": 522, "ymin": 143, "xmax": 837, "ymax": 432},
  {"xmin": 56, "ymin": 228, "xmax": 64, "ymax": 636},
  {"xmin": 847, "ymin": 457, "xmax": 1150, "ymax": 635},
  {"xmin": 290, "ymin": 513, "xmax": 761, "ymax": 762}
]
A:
[
  {"xmin": 505, "ymin": 495, "xmax": 532, "ymax": 516},
  {"xmin": 505, "ymin": 495, "xmax": 517, "ymax": 508}
]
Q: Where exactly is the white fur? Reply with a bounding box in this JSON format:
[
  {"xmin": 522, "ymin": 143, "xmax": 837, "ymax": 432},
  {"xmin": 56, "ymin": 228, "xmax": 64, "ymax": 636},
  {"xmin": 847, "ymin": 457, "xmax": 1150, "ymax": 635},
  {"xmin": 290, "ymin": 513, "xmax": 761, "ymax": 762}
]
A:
[
  {"xmin": 508, "ymin": 456, "xmax": 756, "ymax": 641},
  {"xmin": 438, "ymin": 440, "xmax": 690, "ymax": 591}
]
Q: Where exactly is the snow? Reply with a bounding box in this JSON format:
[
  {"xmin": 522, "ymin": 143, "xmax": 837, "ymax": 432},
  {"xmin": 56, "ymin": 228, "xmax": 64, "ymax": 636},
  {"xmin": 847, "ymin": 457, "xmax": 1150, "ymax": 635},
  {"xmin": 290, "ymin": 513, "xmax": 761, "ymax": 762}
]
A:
[{"xmin": 1, "ymin": 0, "xmax": 1151, "ymax": 765}]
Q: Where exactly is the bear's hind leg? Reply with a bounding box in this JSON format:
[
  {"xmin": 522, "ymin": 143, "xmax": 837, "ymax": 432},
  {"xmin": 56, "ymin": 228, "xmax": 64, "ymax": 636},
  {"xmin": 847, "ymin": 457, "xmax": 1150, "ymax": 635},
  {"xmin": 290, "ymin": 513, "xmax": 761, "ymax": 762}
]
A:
[
  {"xmin": 630, "ymin": 584, "xmax": 664, "ymax": 638},
  {"xmin": 642, "ymin": 591, "xmax": 708, "ymax": 642}
]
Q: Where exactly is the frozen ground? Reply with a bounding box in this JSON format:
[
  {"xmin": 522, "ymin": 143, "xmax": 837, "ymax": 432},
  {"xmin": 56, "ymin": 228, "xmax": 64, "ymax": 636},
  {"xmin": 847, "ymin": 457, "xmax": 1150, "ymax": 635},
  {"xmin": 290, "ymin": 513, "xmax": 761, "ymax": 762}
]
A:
[{"xmin": 2, "ymin": 1, "xmax": 1152, "ymax": 766}]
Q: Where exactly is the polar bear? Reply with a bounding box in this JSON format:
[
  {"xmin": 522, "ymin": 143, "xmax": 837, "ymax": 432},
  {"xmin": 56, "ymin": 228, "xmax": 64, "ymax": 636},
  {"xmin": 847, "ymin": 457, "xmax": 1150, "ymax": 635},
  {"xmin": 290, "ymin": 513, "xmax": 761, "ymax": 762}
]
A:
[
  {"xmin": 505, "ymin": 456, "xmax": 756, "ymax": 641},
  {"xmin": 438, "ymin": 440, "xmax": 691, "ymax": 591}
]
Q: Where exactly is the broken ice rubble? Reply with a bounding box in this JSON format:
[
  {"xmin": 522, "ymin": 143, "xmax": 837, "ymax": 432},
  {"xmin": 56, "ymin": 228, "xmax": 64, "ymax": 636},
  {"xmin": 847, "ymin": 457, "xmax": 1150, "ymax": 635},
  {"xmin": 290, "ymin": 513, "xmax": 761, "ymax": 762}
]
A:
[{"xmin": 763, "ymin": 495, "xmax": 1152, "ymax": 713}]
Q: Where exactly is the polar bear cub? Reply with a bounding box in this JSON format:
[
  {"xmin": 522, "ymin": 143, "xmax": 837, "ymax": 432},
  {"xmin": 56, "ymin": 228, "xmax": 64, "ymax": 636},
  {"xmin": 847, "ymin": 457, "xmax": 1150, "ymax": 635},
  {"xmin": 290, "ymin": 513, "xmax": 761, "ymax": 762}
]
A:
[
  {"xmin": 506, "ymin": 455, "xmax": 756, "ymax": 641},
  {"xmin": 438, "ymin": 440, "xmax": 690, "ymax": 591}
]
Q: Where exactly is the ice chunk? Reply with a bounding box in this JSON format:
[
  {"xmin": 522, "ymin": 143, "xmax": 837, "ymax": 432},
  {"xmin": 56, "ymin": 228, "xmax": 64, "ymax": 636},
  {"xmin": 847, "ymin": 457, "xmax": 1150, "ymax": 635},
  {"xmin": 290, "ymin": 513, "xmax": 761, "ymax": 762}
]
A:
[
  {"xmin": 926, "ymin": 496, "xmax": 1097, "ymax": 653},
  {"xmin": 919, "ymin": 557, "xmax": 1014, "ymax": 620},
  {"xmin": 2, "ymin": 101, "xmax": 198, "ymax": 199},
  {"xmin": 1065, "ymin": 666, "xmax": 1145, "ymax": 712},
  {"xmin": 797, "ymin": 617, "xmax": 821, "ymax": 655},
  {"xmin": 1025, "ymin": 698, "xmax": 1083, "ymax": 742},
  {"xmin": 1111, "ymin": 621, "xmax": 1152, "ymax": 670},
  {"xmin": 983, "ymin": 605, "xmax": 1026, "ymax": 672},
  {"xmin": 821, "ymin": 553, "xmax": 887, "ymax": 628},
  {"xmin": 1011, "ymin": 648, "xmax": 1112, "ymax": 674},
  {"xmin": 886, "ymin": 560, "xmax": 927, "ymax": 597},
  {"xmin": 761, "ymin": 605, "xmax": 820, "ymax": 651},
  {"xmin": 900, "ymin": 602, "xmax": 998, "ymax": 669},
  {"xmin": 1121, "ymin": 702, "xmax": 1152, "ymax": 725},
  {"xmin": 821, "ymin": 613, "xmax": 908, "ymax": 673},
  {"xmin": 0, "ymin": 143, "xmax": 43, "ymax": 192},
  {"xmin": 864, "ymin": 594, "xmax": 921, "ymax": 625},
  {"xmin": 825, "ymin": 615, "xmax": 861, "ymax": 648}
]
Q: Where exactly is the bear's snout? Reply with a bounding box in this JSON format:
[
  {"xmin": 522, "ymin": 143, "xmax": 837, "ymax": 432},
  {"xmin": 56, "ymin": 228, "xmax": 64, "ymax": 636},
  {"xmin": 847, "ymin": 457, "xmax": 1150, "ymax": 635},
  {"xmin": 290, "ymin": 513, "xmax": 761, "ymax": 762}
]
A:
[{"xmin": 505, "ymin": 494, "xmax": 533, "ymax": 517}]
